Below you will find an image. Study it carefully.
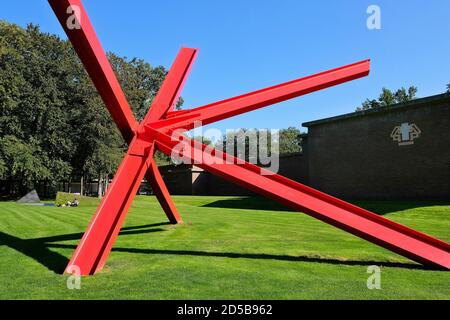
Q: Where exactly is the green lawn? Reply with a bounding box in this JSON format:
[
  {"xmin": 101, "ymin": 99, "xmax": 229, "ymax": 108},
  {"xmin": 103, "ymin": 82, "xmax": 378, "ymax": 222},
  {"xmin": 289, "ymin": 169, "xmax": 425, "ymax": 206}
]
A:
[{"xmin": 0, "ymin": 196, "xmax": 449, "ymax": 299}]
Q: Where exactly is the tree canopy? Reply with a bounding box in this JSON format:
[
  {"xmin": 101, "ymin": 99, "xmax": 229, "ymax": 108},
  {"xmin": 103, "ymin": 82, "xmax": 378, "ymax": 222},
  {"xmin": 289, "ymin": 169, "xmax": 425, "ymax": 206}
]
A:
[
  {"xmin": 356, "ymin": 86, "xmax": 418, "ymax": 111},
  {"xmin": 213, "ymin": 127, "xmax": 303, "ymax": 163},
  {"xmin": 0, "ymin": 21, "xmax": 168, "ymax": 195}
]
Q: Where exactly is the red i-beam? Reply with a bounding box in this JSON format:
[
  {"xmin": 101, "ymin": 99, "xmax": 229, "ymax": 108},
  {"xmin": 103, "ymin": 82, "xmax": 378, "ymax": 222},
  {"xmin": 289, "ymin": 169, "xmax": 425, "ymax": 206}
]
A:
[{"xmin": 49, "ymin": 0, "xmax": 450, "ymax": 275}]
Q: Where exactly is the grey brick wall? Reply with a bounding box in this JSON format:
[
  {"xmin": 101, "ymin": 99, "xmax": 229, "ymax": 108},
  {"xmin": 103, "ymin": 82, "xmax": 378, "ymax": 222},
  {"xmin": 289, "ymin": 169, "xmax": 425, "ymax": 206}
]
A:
[{"xmin": 303, "ymin": 93, "xmax": 450, "ymax": 199}]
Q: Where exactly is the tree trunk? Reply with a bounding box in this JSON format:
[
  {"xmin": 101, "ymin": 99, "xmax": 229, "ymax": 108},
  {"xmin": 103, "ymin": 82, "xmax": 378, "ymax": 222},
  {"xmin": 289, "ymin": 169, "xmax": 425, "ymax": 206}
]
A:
[
  {"xmin": 104, "ymin": 175, "xmax": 109, "ymax": 194},
  {"xmin": 80, "ymin": 175, "xmax": 84, "ymax": 196},
  {"xmin": 98, "ymin": 174, "xmax": 103, "ymax": 199}
]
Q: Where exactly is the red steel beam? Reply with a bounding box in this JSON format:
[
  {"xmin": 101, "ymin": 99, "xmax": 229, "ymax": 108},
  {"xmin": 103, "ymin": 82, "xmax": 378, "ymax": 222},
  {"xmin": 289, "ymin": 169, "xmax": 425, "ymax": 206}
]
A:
[
  {"xmin": 135, "ymin": 47, "xmax": 198, "ymax": 224},
  {"xmin": 49, "ymin": 0, "xmax": 138, "ymax": 143},
  {"xmin": 65, "ymin": 138, "xmax": 154, "ymax": 275},
  {"xmin": 151, "ymin": 128, "xmax": 450, "ymax": 269},
  {"xmin": 146, "ymin": 157, "xmax": 182, "ymax": 224},
  {"xmin": 142, "ymin": 48, "xmax": 198, "ymax": 124},
  {"xmin": 153, "ymin": 59, "xmax": 370, "ymax": 132}
]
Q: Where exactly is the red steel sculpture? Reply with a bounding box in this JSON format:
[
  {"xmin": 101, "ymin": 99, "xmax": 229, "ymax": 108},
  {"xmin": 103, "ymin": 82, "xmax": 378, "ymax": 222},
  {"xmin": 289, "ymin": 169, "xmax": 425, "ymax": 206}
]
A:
[{"xmin": 49, "ymin": 0, "xmax": 450, "ymax": 275}]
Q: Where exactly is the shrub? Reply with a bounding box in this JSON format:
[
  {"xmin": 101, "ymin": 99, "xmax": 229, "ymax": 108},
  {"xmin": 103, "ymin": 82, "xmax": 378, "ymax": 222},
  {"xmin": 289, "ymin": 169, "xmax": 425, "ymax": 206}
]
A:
[{"xmin": 55, "ymin": 192, "xmax": 99, "ymax": 207}]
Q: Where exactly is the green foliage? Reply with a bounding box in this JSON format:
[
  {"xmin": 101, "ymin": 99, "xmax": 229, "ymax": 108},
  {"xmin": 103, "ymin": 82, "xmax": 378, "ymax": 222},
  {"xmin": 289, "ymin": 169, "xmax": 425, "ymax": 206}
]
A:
[
  {"xmin": 356, "ymin": 86, "xmax": 418, "ymax": 111},
  {"xmin": 279, "ymin": 127, "xmax": 302, "ymax": 154},
  {"xmin": 83, "ymin": 144, "xmax": 123, "ymax": 180},
  {"xmin": 378, "ymin": 87, "xmax": 396, "ymax": 106},
  {"xmin": 153, "ymin": 151, "xmax": 173, "ymax": 166},
  {"xmin": 214, "ymin": 127, "xmax": 303, "ymax": 161},
  {"xmin": 0, "ymin": 135, "xmax": 51, "ymax": 189},
  {"xmin": 108, "ymin": 53, "xmax": 167, "ymax": 121},
  {"xmin": 0, "ymin": 157, "xmax": 5, "ymax": 178},
  {"xmin": 0, "ymin": 21, "xmax": 171, "ymax": 193}
]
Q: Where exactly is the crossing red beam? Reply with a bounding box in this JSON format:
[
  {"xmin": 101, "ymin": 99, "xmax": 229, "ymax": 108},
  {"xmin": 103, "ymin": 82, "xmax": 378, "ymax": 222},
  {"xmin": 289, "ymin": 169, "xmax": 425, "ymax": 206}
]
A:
[
  {"xmin": 153, "ymin": 59, "xmax": 370, "ymax": 133},
  {"xmin": 149, "ymin": 129, "xmax": 450, "ymax": 269},
  {"xmin": 49, "ymin": 0, "xmax": 189, "ymax": 274},
  {"xmin": 47, "ymin": 0, "xmax": 450, "ymax": 275},
  {"xmin": 49, "ymin": 0, "xmax": 137, "ymax": 143}
]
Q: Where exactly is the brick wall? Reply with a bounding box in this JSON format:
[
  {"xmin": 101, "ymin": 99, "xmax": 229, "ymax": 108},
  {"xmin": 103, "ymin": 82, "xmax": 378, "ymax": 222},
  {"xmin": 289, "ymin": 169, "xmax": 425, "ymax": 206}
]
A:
[{"xmin": 303, "ymin": 93, "xmax": 450, "ymax": 199}]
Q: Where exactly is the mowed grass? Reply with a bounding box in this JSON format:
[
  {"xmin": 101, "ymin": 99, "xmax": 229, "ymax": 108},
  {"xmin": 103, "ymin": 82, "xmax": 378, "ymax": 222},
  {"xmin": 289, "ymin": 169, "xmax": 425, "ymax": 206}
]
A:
[{"xmin": 0, "ymin": 196, "xmax": 449, "ymax": 299}]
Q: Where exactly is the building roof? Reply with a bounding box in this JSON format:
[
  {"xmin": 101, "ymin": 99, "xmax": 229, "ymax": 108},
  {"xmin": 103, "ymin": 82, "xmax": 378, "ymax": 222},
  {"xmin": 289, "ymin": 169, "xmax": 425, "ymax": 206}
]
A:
[{"xmin": 302, "ymin": 92, "xmax": 450, "ymax": 128}]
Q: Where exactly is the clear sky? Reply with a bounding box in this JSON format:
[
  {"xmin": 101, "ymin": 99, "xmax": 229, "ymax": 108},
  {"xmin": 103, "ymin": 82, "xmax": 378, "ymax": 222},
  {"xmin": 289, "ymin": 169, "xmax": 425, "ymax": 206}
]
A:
[{"xmin": 2, "ymin": 0, "xmax": 449, "ymax": 133}]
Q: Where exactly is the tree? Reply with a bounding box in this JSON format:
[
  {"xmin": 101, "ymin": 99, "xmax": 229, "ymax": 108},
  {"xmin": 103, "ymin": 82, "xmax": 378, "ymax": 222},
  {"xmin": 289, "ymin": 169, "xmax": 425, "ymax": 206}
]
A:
[
  {"xmin": 394, "ymin": 86, "xmax": 418, "ymax": 103},
  {"xmin": 0, "ymin": 22, "xmax": 74, "ymax": 191},
  {"xmin": 357, "ymin": 99, "xmax": 381, "ymax": 111},
  {"xmin": 0, "ymin": 21, "xmax": 173, "ymax": 196},
  {"xmin": 279, "ymin": 127, "xmax": 302, "ymax": 154},
  {"xmin": 356, "ymin": 86, "xmax": 418, "ymax": 111},
  {"xmin": 378, "ymin": 87, "xmax": 396, "ymax": 106},
  {"xmin": 447, "ymin": 84, "xmax": 450, "ymax": 93},
  {"xmin": 108, "ymin": 53, "xmax": 168, "ymax": 121},
  {"xmin": 0, "ymin": 156, "xmax": 6, "ymax": 179},
  {"xmin": 213, "ymin": 127, "xmax": 303, "ymax": 164},
  {"xmin": 83, "ymin": 144, "xmax": 123, "ymax": 197},
  {"xmin": 0, "ymin": 135, "xmax": 52, "ymax": 192}
]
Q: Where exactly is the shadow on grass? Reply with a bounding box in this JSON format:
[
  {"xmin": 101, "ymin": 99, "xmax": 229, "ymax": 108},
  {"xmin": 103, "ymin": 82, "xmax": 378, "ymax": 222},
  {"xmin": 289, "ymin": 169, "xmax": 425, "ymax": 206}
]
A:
[
  {"xmin": 202, "ymin": 196, "xmax": 450, "ymax": 216},
  {"xmin": 44, "ymin": 244, "xmax": 435, "ymax": 271},
  {"xmin": 352, "ymin": 200, "xmax": 450, "ymax": 215},
  {"xmin": 202, "ymin": 196, "xmax": 294, "ymax": 212},
  {"xmin": 0, "ymin": 222, "xmax": 170, "ymax": 274},
  {"xmin": 1, "ymin": 220, "xmax": 444, "ymax": 274}
]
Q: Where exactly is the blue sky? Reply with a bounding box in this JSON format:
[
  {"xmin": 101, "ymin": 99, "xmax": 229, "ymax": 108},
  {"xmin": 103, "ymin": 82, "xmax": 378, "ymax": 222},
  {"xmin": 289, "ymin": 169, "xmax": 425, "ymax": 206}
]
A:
[{"xmin": 2, "ymin": 0, "xmax": 450, "ymax": 133}]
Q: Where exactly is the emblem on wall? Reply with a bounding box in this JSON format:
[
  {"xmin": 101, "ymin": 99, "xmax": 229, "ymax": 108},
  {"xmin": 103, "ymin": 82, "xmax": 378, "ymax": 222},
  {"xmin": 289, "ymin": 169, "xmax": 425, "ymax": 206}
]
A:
[{"xmin": 390, "ymin": 122, "xmax": 421, "ymax": 146}]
